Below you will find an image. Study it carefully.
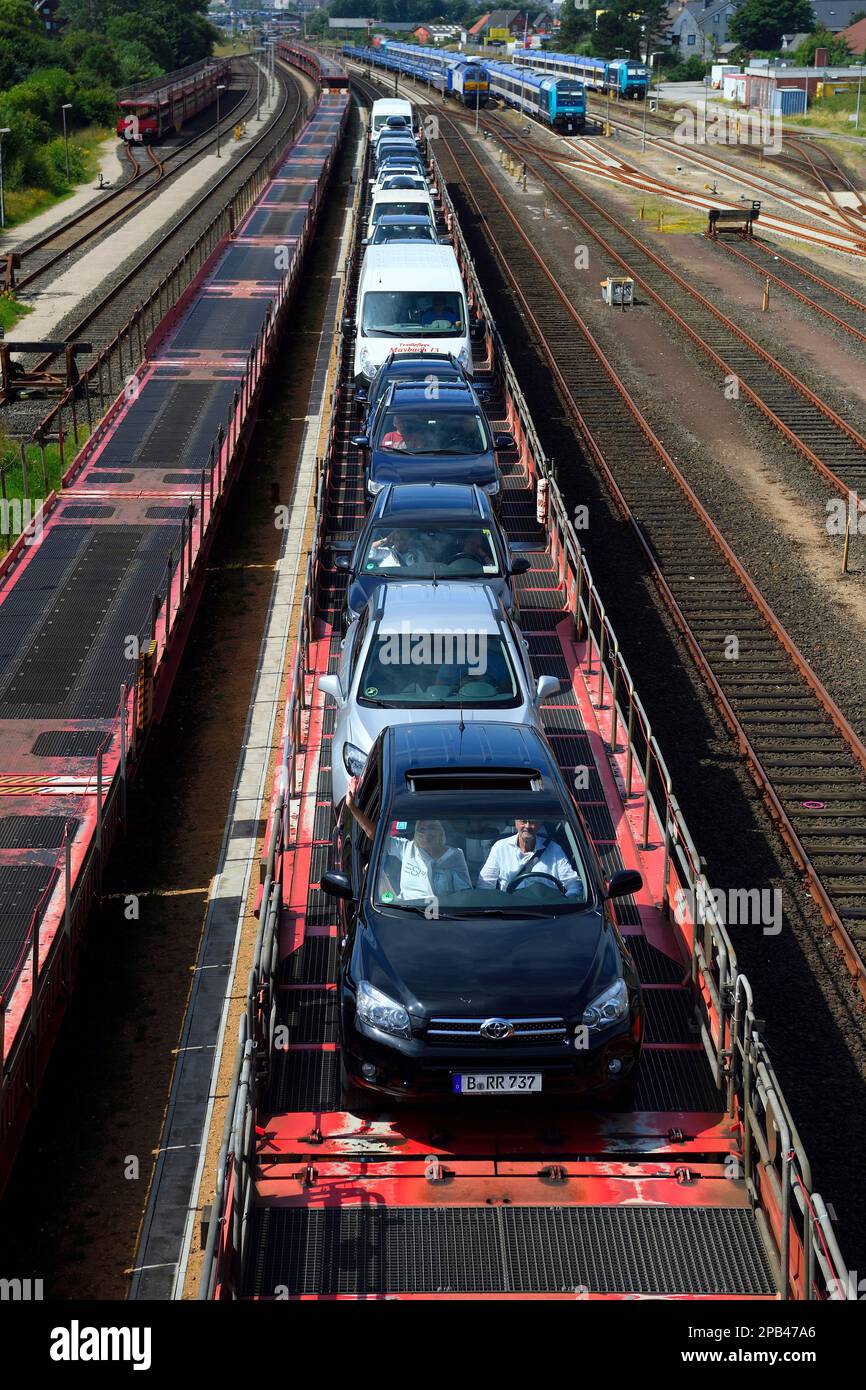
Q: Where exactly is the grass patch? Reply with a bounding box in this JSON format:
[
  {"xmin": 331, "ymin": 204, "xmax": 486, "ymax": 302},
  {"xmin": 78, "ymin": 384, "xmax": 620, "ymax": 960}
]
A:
[
  {"xmin": 3, "ymin": 126, "xmax": 114, "ymax": 229},
  {"xmin": 636, "ymin": 200, "xmax": 707, "ymax": 232},
  {"xmin": 784, "ymin": 92, "xmax": 864, "ymax": 133},
  {"xmin": 214, "ymin": 40, "xmax": 251, "ymax": 57},
  {"xmin": 0, "ymin": 293, "xmax": 32, "ymax": 333}
]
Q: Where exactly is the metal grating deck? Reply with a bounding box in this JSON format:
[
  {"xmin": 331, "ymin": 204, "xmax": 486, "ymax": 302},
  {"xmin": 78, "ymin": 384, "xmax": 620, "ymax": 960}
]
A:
[{"xmin": 246, "ymin": 1204, "xmax": 776, "ymax": 1297}]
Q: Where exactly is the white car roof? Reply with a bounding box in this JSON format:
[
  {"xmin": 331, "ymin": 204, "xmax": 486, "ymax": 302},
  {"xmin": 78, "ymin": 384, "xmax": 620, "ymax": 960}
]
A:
[
  {"xmin": 359, "ymin": 244, "xmax": 465, "ymax": 293},
  {"xmin": 376, "ymin": 583, "xmax": 501, "ymax": 636},
  {"xmin": 369, "ymin": 187, "xmax": 434, "ymax": 210}
]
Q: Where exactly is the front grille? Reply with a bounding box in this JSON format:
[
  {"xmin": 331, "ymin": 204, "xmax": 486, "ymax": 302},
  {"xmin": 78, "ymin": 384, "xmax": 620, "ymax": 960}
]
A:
[{"xmin": 426, "ymin": 1016, "xmax": 567, "ymax": 1046}]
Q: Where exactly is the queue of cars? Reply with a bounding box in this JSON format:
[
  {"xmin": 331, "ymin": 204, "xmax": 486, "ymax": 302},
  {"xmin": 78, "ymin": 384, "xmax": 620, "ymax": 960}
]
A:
[{"xmin": 321, "ymin": 99, "xmax": 644, "ymax": 1110}]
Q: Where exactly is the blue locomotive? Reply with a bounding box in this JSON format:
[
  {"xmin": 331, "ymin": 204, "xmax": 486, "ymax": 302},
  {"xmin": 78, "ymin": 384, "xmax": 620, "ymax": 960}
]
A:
[{"xmin": 383, "ymin": 41, "xmax": 490, "ymax": 106}]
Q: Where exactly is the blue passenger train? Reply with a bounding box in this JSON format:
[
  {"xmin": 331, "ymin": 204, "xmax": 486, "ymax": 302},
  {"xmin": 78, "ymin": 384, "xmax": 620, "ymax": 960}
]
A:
[
  {"xmin": 484, "ymin": 61, "xmax": 586, "ymax": 133},
  {"xmin": 384, "ymin": 41, "xmax": 490, "ymax": 106},
  {"xmin": 513, "ymin": 48, "xmax": 649, "ymax": 100},
  {"xmin": 343, "ymin": 42, "xmax": 489, "ymax": 108}
]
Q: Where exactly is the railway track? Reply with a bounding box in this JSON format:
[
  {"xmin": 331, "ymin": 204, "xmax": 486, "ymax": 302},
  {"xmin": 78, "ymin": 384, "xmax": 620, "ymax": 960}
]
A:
[
  {"xmin": 708, "ymin": 236, "xmax": 866, "ymax": 347},
  {"xmin": 2, "ymin": 61, "xmax": 305, "ymax": 439},
  {"xmin": 491, "ymin": 127, "xmax": 866, "ymax": 500},
  {"xmin": 427, "ymin": 110, "xmax": 866, "ymax": 997},
  {"xmin": 10, "ymin": 71, "xmax": 259, "ymax": 294}
]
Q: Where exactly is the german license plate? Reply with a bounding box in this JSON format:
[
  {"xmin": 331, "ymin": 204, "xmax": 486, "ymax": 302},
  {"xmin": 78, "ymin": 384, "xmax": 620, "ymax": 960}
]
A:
[{"xmin": 452, "ymin": 1073, "xmax": 542, "ymax": 1094}]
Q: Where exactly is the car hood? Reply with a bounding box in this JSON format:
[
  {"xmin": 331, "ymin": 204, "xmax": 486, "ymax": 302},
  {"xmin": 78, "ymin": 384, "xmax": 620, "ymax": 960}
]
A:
[
  {"xmin": 355, "ymin": 909, "xmax": 612, "ymax": 1018},
  {"xmin": 371, "ymin": 454, "xmax": 496, "ymax": 487}
]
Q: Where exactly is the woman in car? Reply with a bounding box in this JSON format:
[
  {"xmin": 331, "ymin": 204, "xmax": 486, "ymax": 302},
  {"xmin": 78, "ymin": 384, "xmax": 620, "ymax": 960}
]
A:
[{"xmin": 346, "ymin": 787, "xmax": 470, "ymax": 901}]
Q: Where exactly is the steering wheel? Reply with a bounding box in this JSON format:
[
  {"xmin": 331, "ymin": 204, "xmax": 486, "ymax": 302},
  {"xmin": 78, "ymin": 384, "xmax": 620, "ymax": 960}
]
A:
[{"xmin": 505, "ymin": 870, "xmax": 568, "ymax": 896}]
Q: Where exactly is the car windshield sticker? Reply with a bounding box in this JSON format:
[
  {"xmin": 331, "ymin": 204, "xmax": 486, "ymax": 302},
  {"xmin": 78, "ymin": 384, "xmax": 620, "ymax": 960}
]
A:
[
  {"xmin": 365, "ymin": 686, "xmax": 378, "ymax": 697},
  {"xmin": 381, "ymin": 891, "xmax": 394, "ymax": 903},
  {"xmin": 365, "ymin": 561, "xmax": 376, "ymax": 570}
]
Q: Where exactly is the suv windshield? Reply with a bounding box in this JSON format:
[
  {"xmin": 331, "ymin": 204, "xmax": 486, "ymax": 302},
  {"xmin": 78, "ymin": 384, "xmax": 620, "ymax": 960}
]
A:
[
  {"xmin": 363, "ymin": 293, "xmax": 466, "ymax": 340},
  {"xmin": 358, "ymin": 629, "xmax": 520, "ymax": 708},
  {"xmin": 372, "ymin": 813, "xmax": 589, "ymax": 913},
  {"xmin": 377, "ymin": 407, "xmax": 485, "ymax": 452},
  {"xmin": 361, "ymin": 524, "xmax": 500, "ymax": 577},
  {"xmin": 371, "ymin": 202, "xmax": 430, "ymax": 224}
]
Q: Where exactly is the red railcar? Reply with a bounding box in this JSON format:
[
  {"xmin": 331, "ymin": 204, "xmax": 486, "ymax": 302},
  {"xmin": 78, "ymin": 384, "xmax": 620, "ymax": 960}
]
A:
[
  {"xmin": 116, "ymin": 58, "xmax": 232, "ymax": 141},
  {"xmin": 276, "ymin": 41, "xmax": 350, "ymax": 91}
]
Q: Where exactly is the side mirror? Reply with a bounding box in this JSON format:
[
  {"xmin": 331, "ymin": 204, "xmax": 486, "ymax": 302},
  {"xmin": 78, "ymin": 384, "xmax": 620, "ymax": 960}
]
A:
[
  {"xmin": 604, "ymin": 869, "xmax": 643, "ymax": 901},
  {"xmin": 341, "ymin": 316, "xmax": 353, "ymax": 332},
  {"xmin": 535, "ymin": 674, "xmax": 561, "ymax": 702},
  {"xmin": 333, "ymin": 553, "xmax": 351, "ymax": 571},
  {"xmin": 494, "ymin": 432, "xmax": 516, "ymax": 451},
  {"xmin": 321, "ymin": 869, "xmax": 354, "ymax": 901},
  {"xmin": 361, "ymin": 237, "xmax": 370, "ymax": 246},
  {"xmin": 354, "ymin": 388, "xmax": 368, "ymax": 404},
  {"xmin": 350, "ymin": 434, "xmax": 370, "ymax": 450},
  {"xmin": 510, "ymin": 555, "xmax": 531, "ymax": 576},
  {"xmin": 470, "ymin": 315, "xmax": 485, "ymax": 340},
  {"xmin": 318, "ymin": 673, "xmax": 343, "ymax": 704}
]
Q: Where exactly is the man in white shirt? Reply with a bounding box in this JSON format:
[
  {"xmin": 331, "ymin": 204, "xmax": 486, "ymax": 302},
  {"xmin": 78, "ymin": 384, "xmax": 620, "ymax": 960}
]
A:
[{"xmin": 478, "ymin": 819, "xmax": 583, "ymax": 898}]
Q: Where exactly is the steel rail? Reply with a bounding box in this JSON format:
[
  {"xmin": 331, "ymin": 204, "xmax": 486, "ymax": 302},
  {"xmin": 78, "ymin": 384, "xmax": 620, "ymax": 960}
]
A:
[
  {"xmin": 708, "ymin": 237, "xmax": 866, "ymax": 346},
  {"xmin": 12, "ymin": 61, "xmax": 262, "ymax": 293},
  {"xmin": 430, "ymin": 110, "xmax": 866, "ymax": 999},
  {"xmin": 500, "ymin": 138, "xmax": 866, "ymax": 500},
  {"xmin": 24, "ymin": 63, "xmax": 302, "ymax": 381}
]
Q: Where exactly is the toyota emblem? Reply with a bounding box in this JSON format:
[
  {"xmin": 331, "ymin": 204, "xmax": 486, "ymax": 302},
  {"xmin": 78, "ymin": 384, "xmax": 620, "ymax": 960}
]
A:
[{"xmin": 480, "ymin": 1017, "xmax": 515, "ymax": 1041}]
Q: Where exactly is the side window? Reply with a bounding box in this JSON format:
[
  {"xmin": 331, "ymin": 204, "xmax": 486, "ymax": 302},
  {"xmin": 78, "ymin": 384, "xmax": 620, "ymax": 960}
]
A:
[
  {"xmin": 356, "ymin": 788, "xmax": 380, "ymax": 884},
  {"xmin": 338, "ymin": 607, "xmax": 370, "ymax": 693}
]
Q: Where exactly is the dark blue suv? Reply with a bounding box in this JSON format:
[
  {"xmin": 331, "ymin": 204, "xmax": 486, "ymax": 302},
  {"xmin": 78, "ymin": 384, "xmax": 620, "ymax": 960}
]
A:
[
  {"xmin": 351, "ymin": 380, "xmax": 514, "ymax": 507},
  {"xmin": 332, "ymin": 481, "xmax": 531, "ymax": 625},
  {"xmin": 355, "ymin": 351, "xmax": 489, "ymax": 431},
  {"xmin": 321, "ymin": 722, "xmax": 643, "ymax": 1108}
]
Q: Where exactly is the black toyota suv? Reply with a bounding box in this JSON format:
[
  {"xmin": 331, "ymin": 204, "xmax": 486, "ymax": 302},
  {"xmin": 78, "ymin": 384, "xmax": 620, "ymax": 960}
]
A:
[
  {"xmin": 332, "ymin": 481, "xmax": 531, "ymax": 626},
  {"xmin": 321, "ymin": 722, "xmax": 643, "ymax": 1109}
]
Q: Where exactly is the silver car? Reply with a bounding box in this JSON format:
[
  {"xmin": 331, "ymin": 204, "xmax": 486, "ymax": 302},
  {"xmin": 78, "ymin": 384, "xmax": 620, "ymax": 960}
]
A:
[{"xmin": 319, "ymin": 582, "xmax": 561, "ymax": 807}]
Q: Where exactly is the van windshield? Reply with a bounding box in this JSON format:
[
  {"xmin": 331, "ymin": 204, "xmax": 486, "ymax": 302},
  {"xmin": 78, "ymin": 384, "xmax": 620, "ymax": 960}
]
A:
[{"xmin": 362, "ymin": 292, "xmax": 465, "ymax": 338}]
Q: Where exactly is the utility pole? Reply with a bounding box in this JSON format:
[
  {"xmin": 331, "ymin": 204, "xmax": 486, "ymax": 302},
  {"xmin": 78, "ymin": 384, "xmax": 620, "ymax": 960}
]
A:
[{"xmin": 62, "ymin": 102, "xmax": 72, "ymax": 181}]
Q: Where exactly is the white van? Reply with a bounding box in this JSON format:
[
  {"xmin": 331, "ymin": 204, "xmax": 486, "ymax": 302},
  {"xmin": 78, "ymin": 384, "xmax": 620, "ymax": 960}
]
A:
[
  {"xmin": 366, "ymin": 186, "xmax": 436, "ymax": 240},
  {"xmin": 353, "ymin": 244, "xmax": 473, "ymax": 383},
  {"xmin": 370, "ymin": 97, "xmax": 414, "ymax": 137}
]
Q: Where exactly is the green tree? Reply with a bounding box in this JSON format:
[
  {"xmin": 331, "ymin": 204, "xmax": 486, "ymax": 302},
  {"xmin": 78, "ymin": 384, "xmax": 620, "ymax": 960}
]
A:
[
  {"xmin": 728, "ymin": 0, "xmax": 815, "ymax": 52},
  {"xmin": 794, "ymin": 26, "xmax": 852, "ymax": 64},
  {"xmin": 558, "ymin": 0, "xmax": 593, "ymax": 50}
]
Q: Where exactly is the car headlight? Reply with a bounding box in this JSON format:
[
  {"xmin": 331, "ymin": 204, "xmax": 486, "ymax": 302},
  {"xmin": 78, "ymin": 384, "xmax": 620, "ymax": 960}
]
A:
[
  {"xmin": 482, "ymin": 479, "xmax": 499, "ymax": 496},
  {"xmin": 343, "ymin": 742, "xmax": 367, "ymax": 777},
  {"xmin": 367, "ymin": 477, "xmax": 385, "ymax": 496},
  {"xmin": 359, "ymin": 343, "xmax": 374, "ymax": 374},
  {"xmin": 582, "ymin": 978, "xmax": 629, "ymax": 1031},
  {"xmin": 356, "ymin": 981, "xmax": 411, "ymax": 1039},
  {"xmin": 457, "ymin": 343, "xmax": 471, "ymax": 368}
]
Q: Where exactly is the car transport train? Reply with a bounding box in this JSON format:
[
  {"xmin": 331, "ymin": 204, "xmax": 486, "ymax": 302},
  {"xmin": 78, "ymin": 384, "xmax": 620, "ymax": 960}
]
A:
[{"xmin": 512, "ymin": 47, "xmax": 650, "ymax": 100}]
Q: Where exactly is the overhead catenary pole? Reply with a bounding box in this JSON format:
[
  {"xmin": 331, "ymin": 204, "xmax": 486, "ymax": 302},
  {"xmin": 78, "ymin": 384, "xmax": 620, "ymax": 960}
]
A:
[
  {"xmin": 216, "ymin": 83, "xmax": 226, "ymax": 157},
  {"xmin": 0, "ymin": 128, "xmax": 9, "ymax": 230},
  {"xmin": 61, "ymin": 102, "xmax": 72, "ymax": 182}
]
